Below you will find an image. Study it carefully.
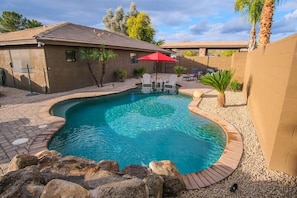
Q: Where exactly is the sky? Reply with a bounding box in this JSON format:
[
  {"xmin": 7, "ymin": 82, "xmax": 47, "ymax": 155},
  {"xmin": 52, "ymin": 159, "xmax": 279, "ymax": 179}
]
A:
[{"xmin": 1, "ymin": 0, "xmax": 297, "ymax": 43}]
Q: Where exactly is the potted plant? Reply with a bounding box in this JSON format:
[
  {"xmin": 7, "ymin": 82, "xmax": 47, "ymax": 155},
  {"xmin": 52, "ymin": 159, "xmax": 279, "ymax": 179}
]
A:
[
  {"xmin": 173, "ymin": 65, "xmax": 187, "ymax": 77},
  {"xmin": 134, "ymin": 66, "xmax": 147, "ymax": 78},
  {"xmin": 115, "ymin": 69, "xmax": 127, "ymax": 82}
]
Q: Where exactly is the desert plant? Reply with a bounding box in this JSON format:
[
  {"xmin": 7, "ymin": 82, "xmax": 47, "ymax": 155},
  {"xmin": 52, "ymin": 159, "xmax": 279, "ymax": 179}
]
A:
[
  {"xmin": 99, "ymin": 45, "xmax": 117, "ymax": 87},
  {"xmin": 134, "ymin": 66, "xmax": 147, "ymax": 78},
  {"xmin": 115, "ymin": 69, "xmax": 127, "ymax": 82},
  {"xmin": 229, "ymin": 80, "xmax": 243, "ymax": 91},
  {"xmin": 200, "ymin": 69, "xmax": 234, "ymax": 107},
  {"xmin": 173, "ymin": 65, "xmax": 187, "ymax": 77}
]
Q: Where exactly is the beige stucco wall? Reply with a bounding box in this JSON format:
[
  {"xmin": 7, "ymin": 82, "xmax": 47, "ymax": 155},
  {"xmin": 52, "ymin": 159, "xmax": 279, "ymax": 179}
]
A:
[
  {"xmin": 231, "ymin": 52, "xmax": 247, "ymax": 82},
  {"xmin": 243, "ymin": 33, "xmax": 297, "ymax": 175},
  {"xmin": 45, "ymin": 46, "xmax": 156, "ymax": 93},
  {"xmin": 0, "ymin": 47, "xmax": 47, "ymax": 93}
]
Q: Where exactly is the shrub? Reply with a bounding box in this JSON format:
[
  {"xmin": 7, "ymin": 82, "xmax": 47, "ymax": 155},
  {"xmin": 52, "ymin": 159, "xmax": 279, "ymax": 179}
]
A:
[
  {"xmin": 115, "ymin": 69, "xmax": 127, "ymax": 82},
  {"xmin": 134, "ymin": 66, "xmax": 147, "ymax": 78},
  {"xmin": 229, "ymin": 80, "xmax": 243, "ymax": 91},
  {"xmin": 173, "ymin": 66, "xmax": 187, "ymax": 77}
]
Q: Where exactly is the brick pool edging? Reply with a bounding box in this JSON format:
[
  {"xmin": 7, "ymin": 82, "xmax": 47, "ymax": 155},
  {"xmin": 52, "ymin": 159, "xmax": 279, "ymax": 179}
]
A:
[
  {"xmin": 29, "ymin": 87, "xmax": 243, "ymax": 190},
  {"xmin": 179, "ymin": 90, "xmax": 243, "ymax": 189}
]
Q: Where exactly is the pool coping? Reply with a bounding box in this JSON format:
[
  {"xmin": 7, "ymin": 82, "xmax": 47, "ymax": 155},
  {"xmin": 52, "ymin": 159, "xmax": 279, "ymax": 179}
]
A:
[{"xmin": 30, "ymin": 86, "xmax": 243, "ymax": 190}]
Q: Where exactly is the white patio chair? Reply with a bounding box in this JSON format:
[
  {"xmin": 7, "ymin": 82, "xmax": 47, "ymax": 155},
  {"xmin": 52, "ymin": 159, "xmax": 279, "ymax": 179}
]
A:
[
  {"xmin": 141, "ymin": 73, "xmax": 153, "ymax": 93},
  {"xmin": 164, "ymin": 74, "xmax": 177, "ymax": 93}
]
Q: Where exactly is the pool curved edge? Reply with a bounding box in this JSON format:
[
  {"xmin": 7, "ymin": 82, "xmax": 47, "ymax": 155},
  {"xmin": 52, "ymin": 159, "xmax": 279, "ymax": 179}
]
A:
[
  {"xmin": 180, "ymin": 90, "xmax": 243, "ymax": 190},
  {"xmin": 30, "ymin": 86, "xmax": 243, "ymax": 191}
]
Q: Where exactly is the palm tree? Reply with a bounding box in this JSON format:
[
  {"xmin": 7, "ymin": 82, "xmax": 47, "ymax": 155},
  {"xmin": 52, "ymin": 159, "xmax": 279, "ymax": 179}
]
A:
[
  {"xmin": 78, "ymin": 48, "xmax": 100, "ymax": 87},
  {"xmin": 258, "ymin": 0, "xmax": 280, "ymax": 47},
  {"xmin": 200, "ymin": 70, "xmax": 235, "ymax": 107},
  {"xmin": 98, "ymin": 45, "xmax": 117, "ymax": 87},
  {"xmin": 235, "ymin": 0, "xmax": 264, "ymax": 51}
]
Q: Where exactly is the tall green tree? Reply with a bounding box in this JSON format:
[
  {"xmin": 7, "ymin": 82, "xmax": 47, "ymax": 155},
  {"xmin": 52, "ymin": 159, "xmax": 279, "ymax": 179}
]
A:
[
  {"xmin": 98, "ymin": 45, "xmax": 117, "ymax": 87},
  {"xmin": 78, "ymin": 48, "xmax": 100, "ymax": 87},
  {"xmin": 126, "ymin": 12, "xmax": 155, "ymax": 42},
  {"xmin": 200, "ymin": 70, "xmax": 235, "ymax": 107},
  {"xmin": 258, "ymin": 0, "xmax": 280, "ymax": 47},
  {"xmin": 103, "ymin": 2, "xmax": 139, "ymax": 36},
  {"xmin": 0, "ymin": 11, "xmax": 42, "ymax": 33},
  {"xmin": 235, "ymin": 0, "xmax": 264, "ymax": 51}
]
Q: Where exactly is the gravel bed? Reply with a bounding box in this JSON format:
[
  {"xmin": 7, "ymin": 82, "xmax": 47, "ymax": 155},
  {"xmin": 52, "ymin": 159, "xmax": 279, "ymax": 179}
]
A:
[{"xmin": 179, "ymin": 90, "xmax": 297, "ymax": 198}]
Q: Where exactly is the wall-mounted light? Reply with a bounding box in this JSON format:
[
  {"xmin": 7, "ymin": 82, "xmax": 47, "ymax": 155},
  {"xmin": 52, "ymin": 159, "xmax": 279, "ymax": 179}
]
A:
[{"xmin": 37, "ymin": 41, "xmax": 45, "ymax": 47}]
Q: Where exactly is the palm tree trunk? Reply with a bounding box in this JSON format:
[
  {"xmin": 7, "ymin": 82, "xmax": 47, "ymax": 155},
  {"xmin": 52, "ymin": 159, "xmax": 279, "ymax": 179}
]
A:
[
  {"xmin": 248, "ymin": 24, "xmax": 257, "ymax": 51},
  {"xmin": 100, "ymin": 63, "xmax": 106, "ymax": 87},
  {"xmin": 258, "ymin": 0, "xmax": 274, "ymax": 47},
  {"xmin": 87, "ymin": 62, "xmax": 100, "ymax": 87},
  {"xmin": 217, "ymin": 92, "xmax": 226, "ymax": 107}
]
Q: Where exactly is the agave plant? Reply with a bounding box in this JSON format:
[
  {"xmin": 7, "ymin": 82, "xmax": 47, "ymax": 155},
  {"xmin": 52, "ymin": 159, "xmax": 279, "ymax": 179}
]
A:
[{"xmin": 200, "ymin": 69, "xmax": 234, "ymax": 107}]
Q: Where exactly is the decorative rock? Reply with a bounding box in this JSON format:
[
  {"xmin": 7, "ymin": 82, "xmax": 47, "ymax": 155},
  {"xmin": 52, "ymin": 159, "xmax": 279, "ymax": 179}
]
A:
[
  {"xmin": 121, "ymin": 164, "xmax": 151, "ymax": 179},
  {"xmin": 149, "ymin": 160, "xmax": 186, "ymax": 196},
  {"xmin": 143, "ymin": 174, "xmax": 164, "ymax": 198},
  {"xmin": 84, "ymin": 170, "xmax": 126, "ymax": 189},
  {"xmin": 7, "ymin": 154, "xmax": 39, "ymax": 173},
  {"xmin": 40, "ymin": 179, "xmax": 89, "ymax": 198},
  {"xmin": 34, "ymin": 150, "xmax": 61, "ymax": 169},
  {"xmin": 98, "ymin": 160, "xmax": 119, "ymax": 172},
  {"xmin": 41, "ymin": 156, "xmax": 101, "ymax": 177},
  {"xmin": 90, "ymin": 178, "xmax": 148, "ymax": 198},
  {"xmin": 0, "ymin": 165, "xmax": 45, "ymax": 198},
  {"xmin": 23, "ymin": 184, "xmax": 44, "ymax": 198}
]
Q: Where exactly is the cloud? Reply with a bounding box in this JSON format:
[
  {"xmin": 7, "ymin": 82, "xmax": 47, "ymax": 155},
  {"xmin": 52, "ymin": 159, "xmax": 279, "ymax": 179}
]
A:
[{"xmin": 189, "ymin": 20, "xmax": 210, "ymax": 35}]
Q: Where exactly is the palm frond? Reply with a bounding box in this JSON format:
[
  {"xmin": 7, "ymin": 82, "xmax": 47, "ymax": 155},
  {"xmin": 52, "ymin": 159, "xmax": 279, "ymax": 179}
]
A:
[{"xmin": 200, "ymin": 70, "xmax": 234, "ymax": 93}]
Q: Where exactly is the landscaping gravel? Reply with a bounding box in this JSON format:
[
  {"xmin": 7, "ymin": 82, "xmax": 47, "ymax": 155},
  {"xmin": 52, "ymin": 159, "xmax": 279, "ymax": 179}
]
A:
[{"xmin": 179, "ymin": 90, "xmax": 297, "ymax": 198}]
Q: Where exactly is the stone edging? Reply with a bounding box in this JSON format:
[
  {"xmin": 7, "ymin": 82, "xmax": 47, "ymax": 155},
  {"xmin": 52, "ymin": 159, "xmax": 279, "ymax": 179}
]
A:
[
  {"xmin": 30, "ymin": 87, "xmax": 243, "ymax": 190},
  {"xmin": 180, "ymin": 90, "xmax": 243, "ymax": 190}
]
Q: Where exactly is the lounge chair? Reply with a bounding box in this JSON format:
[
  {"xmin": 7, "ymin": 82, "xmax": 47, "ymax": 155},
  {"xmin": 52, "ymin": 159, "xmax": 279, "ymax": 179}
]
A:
[
  {"xmin": 164, "ymin": 74, "xmax": 177, "ymax": 93},
  {"xmin": 141, "ymin": 73, "xmax": 153, "ymax": 93}
]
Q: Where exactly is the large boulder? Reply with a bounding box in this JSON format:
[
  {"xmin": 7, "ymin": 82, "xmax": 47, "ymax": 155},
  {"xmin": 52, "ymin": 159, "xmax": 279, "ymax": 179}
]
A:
[
  {"xmin": 149, "ymin": 160, "xmax": 186, "ymax": 196},
  {"xmin": 0, "ymin": 165, "xmax": 45, "ymax": 198},
  {"xmin": 40, "ymin": 179, "xmax": 89, "ymax": 198},
  {"xmin": 7, "ymin": 154, "xmax": 39, "ymax": 173},
  {"xmin": 143, "ymin": 174, "xmax": 164, "ymax": 198},
  {"xmin": 121, "ymin": 164, "xmax": 151, "ymax": 179},
  {"xmin": 40, "ymin": 156, "xmax": 101, "ymax": 186},
  {"xmin": 90, "ymin": 178, "xmax": 148, "ymax": 198},
  {"xmin": 98, "ymin": 160, "xmax": 119, "ymax": 172},
  {"xmin": 23, "ymin": 184, "xmax": 44, "ymax": 198},
  {"xmin": 34, "ymin": 150, "xmax": 61, "ymax": 169},
  {"xmin": 84, "ymin": 170, "xmax": 126, "ymax": 189}
]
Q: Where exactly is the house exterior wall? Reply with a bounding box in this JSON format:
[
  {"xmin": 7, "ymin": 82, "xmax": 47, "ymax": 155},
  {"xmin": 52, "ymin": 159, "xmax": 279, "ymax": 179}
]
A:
[
  {"xmin": 243, "ymin": 34, "xmax": 297, "ymax": 175},
  {"xmin": 44, "ymin": 46, "xmax": 156, "ymax": 93},
  {"xmin": 0, "ymin": 46, "xmax": 47, "ymax": 93}
]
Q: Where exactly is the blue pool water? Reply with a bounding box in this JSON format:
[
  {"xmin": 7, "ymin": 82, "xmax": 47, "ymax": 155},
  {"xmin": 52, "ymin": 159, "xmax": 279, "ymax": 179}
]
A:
[{"xmin": 49, "ymin": 89, "xmax": 226, "ymax": 174}]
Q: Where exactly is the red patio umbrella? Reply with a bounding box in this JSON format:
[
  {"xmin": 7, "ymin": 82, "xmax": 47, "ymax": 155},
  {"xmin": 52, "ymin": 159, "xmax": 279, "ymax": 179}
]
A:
[{"xmin": 137, "ymin": 51, "xmax": 178, "ymax": 81}]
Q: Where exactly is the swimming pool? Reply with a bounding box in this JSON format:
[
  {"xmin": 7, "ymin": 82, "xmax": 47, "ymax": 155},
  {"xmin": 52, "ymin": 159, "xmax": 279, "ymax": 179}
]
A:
[{"xmin": 49, "ymin": 89, "xmax": 226, "ymax": 174}]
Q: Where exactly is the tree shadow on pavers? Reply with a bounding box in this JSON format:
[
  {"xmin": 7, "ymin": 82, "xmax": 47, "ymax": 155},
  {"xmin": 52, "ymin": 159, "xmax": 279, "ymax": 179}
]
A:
[{"xmin": 179, "ymin": 167, "xmax": 297, "ymax": 198}]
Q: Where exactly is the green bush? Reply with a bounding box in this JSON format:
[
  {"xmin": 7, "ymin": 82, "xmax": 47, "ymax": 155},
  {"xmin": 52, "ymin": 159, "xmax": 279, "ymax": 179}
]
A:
[
  {"xmin": 229, "ymin": 80, "xmax": 243, "ymax": 91},
  {"xmin": 134, "ymin": 66, "xmax": 147, "ymax": 78},
  {"xmin": 115, "ymin": 69, "xmax": 127, "ymax": 82},
  {"xmin": 173, "ymin": 65, "xmax": 187, "ymax": 77}
]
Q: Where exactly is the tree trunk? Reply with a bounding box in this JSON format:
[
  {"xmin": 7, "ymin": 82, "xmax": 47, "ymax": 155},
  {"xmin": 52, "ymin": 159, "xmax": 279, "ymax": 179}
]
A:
[
  {"xmin": 258, "ymin": 0, "xmax": 274, "ymax": 48},
  {"xmin": 87, "ymin": 62, "xmax": 99, "ymax": 87},
  {"xmin": 217, "ymin": 93, "xmax": 226, "ymax": 107},
  {"xmin": 100, "ymin": 63, "xmax": 106, "ymax": 87},
  {"xmin": 248, "ymin": 25, "xmax": 256, "ymax": 51}
]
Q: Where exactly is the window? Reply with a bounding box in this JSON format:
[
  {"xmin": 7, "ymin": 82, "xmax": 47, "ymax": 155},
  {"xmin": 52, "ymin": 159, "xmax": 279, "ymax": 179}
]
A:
[
  {"xmin": 65, "ymin": 50, "xmax": 76, "ymax": 62},
  {"xmin": 130, "ymin": 53, "xmax": 138, "ymax": 64}
]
